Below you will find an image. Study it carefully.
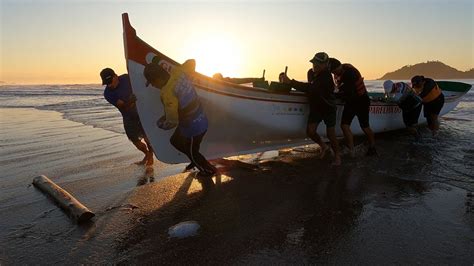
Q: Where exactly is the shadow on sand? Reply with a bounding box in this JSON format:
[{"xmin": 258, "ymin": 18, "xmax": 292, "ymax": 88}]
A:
[{"xmin": 115, "ymin": 150, "xmax": 431, "ymax": 264}]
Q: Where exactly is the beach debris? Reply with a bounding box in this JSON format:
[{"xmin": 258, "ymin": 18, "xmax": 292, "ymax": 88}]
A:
[
  {"xmin": 168, "ymin": 221, "xmax": 200, "ymax": 239},
  {"xmin": 105, "ymin": 203, "xmax": 139, "ymax": 212},
  {"xmin": 213, "ymin": 158, "xmax": 260, "ymax": 171},
  {"xmin": 32, "ymin": 175, "xmax": 95, "ymax": 223}
]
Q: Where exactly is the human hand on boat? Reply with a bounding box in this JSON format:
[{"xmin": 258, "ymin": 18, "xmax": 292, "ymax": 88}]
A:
[
  {"xmin": 157, "ymin": 115, "xmax": 177, "ymax": 130},
  {"xmin": 279, "ymin": 73, "xmax": 291, "ymax": 84}
]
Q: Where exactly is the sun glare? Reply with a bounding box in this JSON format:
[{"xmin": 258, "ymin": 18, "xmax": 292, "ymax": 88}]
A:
[{"xmin": 187, "ymin": 34, "xmax": 243, "ymax": 78}]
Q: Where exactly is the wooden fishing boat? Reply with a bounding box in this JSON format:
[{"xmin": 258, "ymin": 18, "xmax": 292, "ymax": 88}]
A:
[{"xmin": 122, "ymin": 13, "xmax": 472, "ymax": 163}]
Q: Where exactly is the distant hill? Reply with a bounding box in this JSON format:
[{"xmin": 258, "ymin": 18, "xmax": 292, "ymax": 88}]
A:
[{"xmin": 379, "ymin": 61, "xmax": 474, "ymax": 80}]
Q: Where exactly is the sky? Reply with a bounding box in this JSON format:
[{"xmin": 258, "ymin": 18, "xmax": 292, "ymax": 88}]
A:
[{"xmin": 1, "ymin": 0, "xmax": 473, "ymax": 84}]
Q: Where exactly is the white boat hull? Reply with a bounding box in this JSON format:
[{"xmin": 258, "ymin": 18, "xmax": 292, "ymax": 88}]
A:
[{"xmin": 122, "ymin": 13, "xmax": 470, "ymax": 164}]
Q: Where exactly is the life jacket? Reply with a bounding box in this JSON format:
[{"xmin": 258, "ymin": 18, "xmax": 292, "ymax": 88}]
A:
[
  {"xmin": 340, "ymin": 64, "xmax": 367, "ymax": 100},
  {"xmin": 161, "ymin": 60, "xmax": 202, "ymax": 124},
  {"xmin": 354, "ymin": 76, "xmax": 367, "ymax": 97},
  {"xmin": 421, "ymin": 82, "xmax": 442, "ymax": 103},
  {"xmin": 174, "ymin": 76, "xmax": 203, "ymax": 123}
]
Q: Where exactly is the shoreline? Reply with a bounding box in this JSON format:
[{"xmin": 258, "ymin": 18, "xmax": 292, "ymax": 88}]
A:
[{"xmin": 0, "ymin": 108, "xmax": 181, "ymax": 264}]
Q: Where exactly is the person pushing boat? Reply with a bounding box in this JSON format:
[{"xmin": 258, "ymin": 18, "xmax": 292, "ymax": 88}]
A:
[
  {"xmin": 410, "ymin": 75, "xmax": 445, "ymax": 136},
  {"xmin": 143, "ymin": 59, "xmax": 217, "ymax": 178},
  {"xmin": 100, "ymin": 68, "xmax": 154, "ymax": 166},
  {"xmin": 329, "ymin": 58, "xmax": 377, "ymax": 157},
  {"xmin": 281, "ymin": 52, "xmax": 341, "ymax": 166},
  {"xmin": 383, "ymin": 80, "xmax": 423, "ymax": 140}
]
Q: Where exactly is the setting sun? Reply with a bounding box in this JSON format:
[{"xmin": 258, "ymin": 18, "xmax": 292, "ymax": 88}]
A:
[{"xmin": 181, "ymin": 33, "xmax": 243, "ymax": 78}]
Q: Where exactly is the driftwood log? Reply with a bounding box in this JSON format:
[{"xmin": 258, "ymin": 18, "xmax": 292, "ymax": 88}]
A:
[{"xmin": 32, "ymin": 175, "xmax": 95, "ymax": 223}]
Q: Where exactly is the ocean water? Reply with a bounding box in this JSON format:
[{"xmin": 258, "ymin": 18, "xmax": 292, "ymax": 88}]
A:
[
  {"xmin": 0, "ymin": 84, "xmax": 124, "ymax": 134},
  {"xmin": 1, "ymin": 80, "xmax": 473, "ymax": 134},
  {"xmin": 1, "ymin": 80, "xmax": 473, "ymax": 189},
  {"xmin": 0, "ymin": 80, "xmax": 473, "ymax": 263}
]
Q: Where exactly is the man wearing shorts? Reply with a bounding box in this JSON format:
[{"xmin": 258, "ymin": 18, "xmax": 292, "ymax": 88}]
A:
[
  {"xmin": 384, "ymin": 80, "xmax": 423, "ymax": 140},
  {"xmin": 100, "ymin": 68, "xmax": 154, "ymax": 166},
  {"xmin": 411, "ymin": 75, "xmax": 445, "ymax": 136},
  {"xmin": 329, "ymin": 58, "xmax": 377, "ymax": 156},
  {"xmin": 281, "ymin": 52, "xmax": 341, "ymax": 166}
]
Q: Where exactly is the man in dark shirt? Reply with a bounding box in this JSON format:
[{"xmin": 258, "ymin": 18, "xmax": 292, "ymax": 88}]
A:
[
  {"xmin": 411, "ymin": 75, "xmax": 445, "ymax": 136},
  {"xmin": 281, "ymin": 52, "xmax": 341, "ymax": 166},
  {"xmin": 329, "ymin": 58, "xmax": 376, "ymax": 157},
  {"xmin": 100, "ymin": 68, "xmax": 154, "ymax": 166}
]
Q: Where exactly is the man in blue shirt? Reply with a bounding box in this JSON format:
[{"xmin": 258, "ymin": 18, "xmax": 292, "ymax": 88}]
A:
[{"xmin": 100, "ymin": 68, "xmax": 154, "ymax": 166}]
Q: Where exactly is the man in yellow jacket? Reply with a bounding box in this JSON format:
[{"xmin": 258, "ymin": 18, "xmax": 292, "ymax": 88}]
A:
[{"xmin": 144, "ymin": 59, "xmax": 216, "ymax": 178}]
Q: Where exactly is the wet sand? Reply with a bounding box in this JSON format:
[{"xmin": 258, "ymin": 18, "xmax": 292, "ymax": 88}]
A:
[
  {"xmin": 1, "ymin": 108, "xmax": 474, "ymax": 264},
  {"xmin": 0, "ymin": 108, "xmax": 182, "ymax": 264},
  {"xmin": 116, "ymin": 151, "xmax": 474, "ymax": 264}
]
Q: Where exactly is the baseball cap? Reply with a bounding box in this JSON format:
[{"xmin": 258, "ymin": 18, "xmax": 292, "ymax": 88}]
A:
[
  {"xmin": 143, "ymin": 63, "xmax": 170, "ymax": 87},
  {"xmin": 309, "ymin": 52, "xmax": 329, "ymax": 64},
  {"xmin": 100, "ymin": 68, "xmax": 116, "ymax": 85}
]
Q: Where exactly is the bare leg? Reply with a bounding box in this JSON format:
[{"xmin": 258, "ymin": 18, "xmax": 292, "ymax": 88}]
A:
[
  {"xmin": 362, "ymin": 126, "xmax": 375, "ymax": 147},
  {"xmin": 307, "ymin": 123, "xmax": 328, "ymax": 158},
  {"xmin": 430, "ymin": 114, "xmax": 440, "ymax": 136},
  {"xmin": 341, "ymin": 124, "xmax": 354, "ymax": 151},
  {"xmin": 142, "ymin": 136, "xmax": 154, "ymax": 166},
  {"xmin": 326, "ymin": 126, "xmax": 341, "ymax": 165},
  {"xmin": 133, "ymin": 140, "xmax": 150, "ymax": 165},
  {"xmin": 362, "ymin": 126, "xmax": 377, "ymax": 156}
]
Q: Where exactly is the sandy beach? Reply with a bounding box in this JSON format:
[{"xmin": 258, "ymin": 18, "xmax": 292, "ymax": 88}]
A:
[
  {"xmin": 114, "ymin": 149, "xmax": 474, "ymax": 265},
  {"xmin": 1, "ymin": 84, "xmax": 474, "ymax": 264},
  {"xmin": 2, "ymin": 0, "xmax": 474, "ymax": 263},
  {"xmin": 0, "ymin": 108, "xmax": 181, "ymax": 264}
]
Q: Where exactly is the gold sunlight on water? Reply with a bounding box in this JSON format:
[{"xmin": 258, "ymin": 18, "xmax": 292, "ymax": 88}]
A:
[{"xmin": 188, "ymin": 34, "xmax": 243, "ymax": 78}]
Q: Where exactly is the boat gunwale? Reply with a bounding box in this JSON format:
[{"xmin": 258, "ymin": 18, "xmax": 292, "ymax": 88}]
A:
[{"xmin": 122, "ymin": 13, "xmax": 470, "ymax": 107}]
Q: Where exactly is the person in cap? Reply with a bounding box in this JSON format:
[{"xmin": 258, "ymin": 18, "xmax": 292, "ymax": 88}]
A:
[
  {"xmin": 143, "ymin": 59, "xmax": 217, "ymax": 178},
  {"xmin": 410, "ymin": 75, "xmax": 444, "ymax": 136},
  {"xmin": 280, "ymin": 52, "xmax": 341, "ymax": 166},
  {"xmin": 383, "ymin": 80, "xmax": 423, "ymax": 140},
  {"xmin": 100, "ymin": 68, "xmax": 154, "ymax": 166},
  {"xmin": 328, "ymin": 58, "xmax": 377, "ymax": 157}
]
